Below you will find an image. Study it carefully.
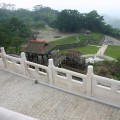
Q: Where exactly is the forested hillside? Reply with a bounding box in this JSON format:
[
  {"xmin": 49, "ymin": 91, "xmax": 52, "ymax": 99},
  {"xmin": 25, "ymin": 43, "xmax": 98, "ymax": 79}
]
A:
[
  {"xmin": 0, "ymin": 3, "xmax": 58, "ymax": 29},
  {"xmin": 0, "ymin": 3, "xmax": 120, "ymax": 54},
  {"xmin": 0, "ymin": 3, "xmax": 58, "ymax": 53},
  {"xmin": 52, "ymin": 10, "xmax": 120, "ymax": 38}
]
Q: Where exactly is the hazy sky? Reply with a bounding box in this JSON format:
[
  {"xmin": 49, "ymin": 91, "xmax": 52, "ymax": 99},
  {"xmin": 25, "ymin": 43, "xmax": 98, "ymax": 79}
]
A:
[{"xmin": 1, "ymin": 0, "xmax": 120, "ymax": 18}]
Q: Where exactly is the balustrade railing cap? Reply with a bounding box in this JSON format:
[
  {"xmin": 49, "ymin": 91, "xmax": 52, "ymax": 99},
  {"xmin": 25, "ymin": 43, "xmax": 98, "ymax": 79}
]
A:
[
  {"xmin": 49, "ymin": 59, "xmax": 54, "ymax": 66},
  {"xmin": 87, "ymin": 65, "xmax": 93, "ymax": 74},
  {"xmin": 1, "ymin": 47, "xmax": 5, "ymax": 53}
]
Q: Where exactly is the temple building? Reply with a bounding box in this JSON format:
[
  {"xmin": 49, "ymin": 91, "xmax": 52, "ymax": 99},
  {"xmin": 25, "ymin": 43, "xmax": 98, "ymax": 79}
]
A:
[{"xmin": 24, "ymin": 40, "xmax": 54, "ymax": 65}]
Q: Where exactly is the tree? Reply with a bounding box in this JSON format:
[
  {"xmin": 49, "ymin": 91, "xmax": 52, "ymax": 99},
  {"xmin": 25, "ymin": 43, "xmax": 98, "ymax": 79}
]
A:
[
  {"xmin": 54, "ymin": 10, "xmax": 106, "ymax": 33},
  {"xmin": 55, "ymin": 9, "xmax": 82, "ymax": 33},
  {"xmin": 8, "ymin": 17, "xmax": 31, "ymax": 38},
  {"xmin": 33, "ymin": 5, "xmax": 58, "ymax": 26},
  {"xmin": 0, "ymin": 17, "xmax": 31, "ymax": 53},
  {"xmin": 85, "ymin": 10, "xmax": 104, "ymax": 32}
]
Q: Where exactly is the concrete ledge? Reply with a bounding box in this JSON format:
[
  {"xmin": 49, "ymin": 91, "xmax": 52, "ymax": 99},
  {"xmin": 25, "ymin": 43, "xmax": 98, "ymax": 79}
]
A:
[{"xmin": 0, "ymin": 107, "xmax": 38, "ymax": 120}]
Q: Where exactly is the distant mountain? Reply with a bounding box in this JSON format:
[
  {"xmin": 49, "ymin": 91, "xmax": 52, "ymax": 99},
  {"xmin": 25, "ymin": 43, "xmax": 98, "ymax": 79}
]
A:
[{"xmin": 103, "ymin": 14, "xmax": 120, "ymax": 29}]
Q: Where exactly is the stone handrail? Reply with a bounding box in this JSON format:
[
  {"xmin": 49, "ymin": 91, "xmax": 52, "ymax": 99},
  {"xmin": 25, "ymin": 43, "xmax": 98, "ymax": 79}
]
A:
[
  {"xmin": 0, "ymin": 47, "xmax": 120, "ymax": 108},
  {"xmin": 53, "ymin": 66, "xmax": 87, "ymax": 94},
  {"xmin": 92, "ymin": 75, "xmax": 120, "ymax": 105},
  {"xmin": 25, "ymin": 60, "xmax": 48, "ymax": 74},
  {"xmin": 25, "ymin": 60, "xmax": 49, "ymax": 83},
  {"xmin": 4, "ymin": 54, "xmax": 22, "ymax": 63}
]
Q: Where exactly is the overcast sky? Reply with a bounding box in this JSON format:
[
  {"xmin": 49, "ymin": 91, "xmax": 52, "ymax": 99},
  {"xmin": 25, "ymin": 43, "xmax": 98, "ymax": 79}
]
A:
[{"xmin": 1, "ymin": 0, "xmax": 120, "ymax": 18}]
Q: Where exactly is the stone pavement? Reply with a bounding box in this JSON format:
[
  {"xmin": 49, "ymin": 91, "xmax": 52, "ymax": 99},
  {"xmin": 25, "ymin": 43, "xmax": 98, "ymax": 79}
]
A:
[
  {"xmin": 103, "ymin": 36, "xmax": 120, "ymax": 46},
  {"xmin": 0, "ymin": 68, "xmax": 120, "ymax": 120},
  {"xmin": 97, "ymin": 45, "xmax": 108, "ymax": 55}
]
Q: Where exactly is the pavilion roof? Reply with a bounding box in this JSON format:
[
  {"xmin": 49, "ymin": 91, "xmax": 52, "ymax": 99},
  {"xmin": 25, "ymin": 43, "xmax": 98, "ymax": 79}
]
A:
[{"xmin": 24, "ymin": 40, "xmax": 54, "ymax": 55}]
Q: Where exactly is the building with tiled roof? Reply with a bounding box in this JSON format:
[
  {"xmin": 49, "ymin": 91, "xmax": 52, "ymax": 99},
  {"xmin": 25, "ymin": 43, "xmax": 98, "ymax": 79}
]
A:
[{"xmin": 24, "ymin": 40, "xmax": 54, "ymax": 65}]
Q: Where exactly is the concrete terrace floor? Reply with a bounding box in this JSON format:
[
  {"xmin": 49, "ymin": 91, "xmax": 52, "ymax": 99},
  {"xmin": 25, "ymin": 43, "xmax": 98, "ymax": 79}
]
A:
[{"xmin": 0, "ymin": 69, "xmax": 120, "ymax": 120}]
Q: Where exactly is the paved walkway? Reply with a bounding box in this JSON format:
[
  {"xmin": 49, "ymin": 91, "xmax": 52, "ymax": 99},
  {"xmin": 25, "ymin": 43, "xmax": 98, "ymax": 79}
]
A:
[
  {"xmin": 0, "ymin": 68, "xmax": 120, "ymax": 120},
  {"xmin": 97, "ymin": 45, "xmax": 108, "ymax": 55},
  {"xmin": 103, "ymin": 36, "xmax": 120, "ymax": 46},
  {"xmin": 96, "ymin": 35, "xmax": 120, "ymax": 56}
]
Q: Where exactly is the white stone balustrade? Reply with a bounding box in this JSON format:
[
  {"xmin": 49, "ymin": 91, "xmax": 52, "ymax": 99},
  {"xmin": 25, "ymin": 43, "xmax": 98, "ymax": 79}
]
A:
[{"xmin": 0, "ymin": 47, "xmax": 120, "ymax": 108}]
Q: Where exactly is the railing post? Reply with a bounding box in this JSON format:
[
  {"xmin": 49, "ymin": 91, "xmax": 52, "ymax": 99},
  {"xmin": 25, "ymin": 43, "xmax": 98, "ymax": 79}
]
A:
[
  {"xmin": 86, "ymin": 65, "xmax": 93, "ymax": 96},
  {"xmin": 21, "ymin": 52, "xmax": 27, "ymax": 76},
  {"xmin": 0, "ymin": 47, "xmax": 7, "ymax": 68},
  {"xmin": 48, "ymin": 59, "xmax": 54, "ymax": 85}
]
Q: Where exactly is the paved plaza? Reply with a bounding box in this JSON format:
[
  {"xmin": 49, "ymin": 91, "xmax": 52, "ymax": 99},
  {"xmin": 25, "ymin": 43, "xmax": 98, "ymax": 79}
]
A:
[{"xmin": 0, "ymin": 68, "xmax": 120, "ymax": 120}]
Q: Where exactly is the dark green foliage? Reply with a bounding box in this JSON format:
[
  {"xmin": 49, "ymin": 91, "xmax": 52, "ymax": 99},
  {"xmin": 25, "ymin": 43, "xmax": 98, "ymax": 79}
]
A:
[
  {"xmin": 54, "ymin": 9, "xmax": 120, "ymax": 37},
  {"xmin": 32, "ymin": 21, "xmax": 45, "ymax": 29},
  {"xmin": 93, "ymin": 60, "xmax": 120, "ymax": 80},
  {"xmin": 33, "ymin": 5, "xmax": 58, "ymax": 24},
  {"xmin": 0, "ymin": 4, "xmax": 58, "ymax": 53},
  {"xmin": 54, "ymin": 9, "xmax": 83, "ymax": 32},
  {"xmin": 0, "ymin": 4, "xmax": 59, "ymax": 29},
  {"xmin": 84, "ymin": 10, "xmax": 104, "ymax": 32},
  {"xmin": 0, "ymin": 17, "xmax": 31, "ymax": 53},
  {"xmin": 0, "ymin": 4, "xmax": 58, "ymax": 54}
]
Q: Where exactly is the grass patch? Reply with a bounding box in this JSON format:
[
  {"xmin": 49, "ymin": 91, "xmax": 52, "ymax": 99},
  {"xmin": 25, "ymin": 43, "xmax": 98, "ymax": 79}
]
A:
[
  {"xmin": 77, "ymin": 33, "xmax": 103, "ymax": 41},
  {"xmin": 50, "ymin": 33, "xmax": 103, "ymax": 45},
  {"xmin": 50, "ymin": 35, "xmax": 77, "ymax": 45},
  {"xmin": 73, "ymin": 45, "xmax": 99, "ymax": 55},
  {"xmin": 60, "ymin": 45, "xmax": 98, "ymax": 55},
  {"xmin": 104, "ymin": 45, "xmax": 120, "ymax": 59}
]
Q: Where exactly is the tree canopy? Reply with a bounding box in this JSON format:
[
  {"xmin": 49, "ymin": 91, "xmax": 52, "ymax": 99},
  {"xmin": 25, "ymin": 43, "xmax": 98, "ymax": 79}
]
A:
[
  {"xmin": 0, "ymin": 3, "xmax": 58, "ymax": 53},
  {"xmin": 0, "ymin": 3, "xmax": 59, "ymax": 29},
  {"xmin": 0, "ymin": 17, "xmax": 31, "ymax": 53},
  {"xmin": 53, "ymin": 9, "xmax": 120, "ymax": 37},
  {"xmin": 54, "ymin": 10, "xmax": 81, "ymax": 32}
]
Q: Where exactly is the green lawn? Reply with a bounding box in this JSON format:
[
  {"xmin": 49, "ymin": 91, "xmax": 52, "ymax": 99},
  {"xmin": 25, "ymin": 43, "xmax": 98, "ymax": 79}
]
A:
[
  {"xmin": 104, "ymin": 45, "xmax": 120, "ymax": 59},
  {"xmin": 50, "ymin": 35, "xmax": 77, "ymax": 45},
  {"xmin": 73, "ymin": 45, "xmax": 99, "ymax": 55},
  {"xmin": 49, "ymin": 33, "xmax": 103, "ymax": 45},
  {"xmin": 60, "ymin": 45, "xmax": 99, "ymax": 55},
  {"xmin": 77, "ymin": 33, "xmax": 103, "ymax": 41}
]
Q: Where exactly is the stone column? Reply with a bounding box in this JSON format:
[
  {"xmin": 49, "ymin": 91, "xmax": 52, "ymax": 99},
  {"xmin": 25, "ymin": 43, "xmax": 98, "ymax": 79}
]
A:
[
  {"xmin": 0, "ymin": 47, "xmax": 7, "ymax": 68},
  {"xmin": 48, "ymin": 59, "xmax": 54, "ymax": 85},
  {"xmin": 21, "ymin": 52, "xmax": 27, "ymax": 76},
  {"xmin": 86, "ymin": 65, "xmax": 93, "ymax": 96}
]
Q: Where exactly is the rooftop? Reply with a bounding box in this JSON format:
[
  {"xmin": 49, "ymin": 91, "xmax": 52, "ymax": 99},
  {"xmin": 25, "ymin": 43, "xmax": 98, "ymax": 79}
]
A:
[
  {"xmin": 0, "ymin": 68, "xmax": 120, "ymax": 120},
  {"xmin": 24, "ymin": 40, "xmax": 54, "ymax": 54}
]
